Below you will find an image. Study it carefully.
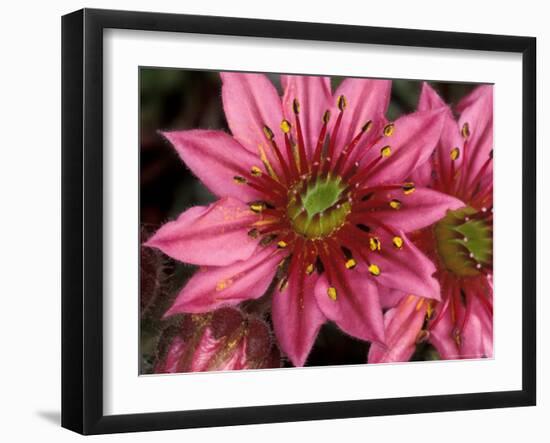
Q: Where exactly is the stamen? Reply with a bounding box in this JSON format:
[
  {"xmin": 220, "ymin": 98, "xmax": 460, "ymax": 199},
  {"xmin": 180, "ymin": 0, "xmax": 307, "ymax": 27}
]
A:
[
  {"xmin": 263, "ymin": 124, "xmax": 291, "ymax": 183},
  {"xmin": 368, "ymin": 264, "xmax": 381, "ymax": 276},
  {"xmin": 305, "ymin": 263, "xmax": 315, "ymax": 275},
  {"xmin": 369, "ymin": 237, "xmax": 381, "ymax": 251},
  {"xmin": 260, "ymin": 234, "xmax": 277, "ymax": 246},
  {"xmin": 337, "ymin": 94, "xmax": 347, "ymax": 111},
  {"xmin": 311, "ymin": 110, "xmax": 331, "ymax": 177},
  {"xmin": 332, "ymin": 120, "xmax": 373, "ymax": 175},
  {"xmin": 249, "ymin": 201, "xmax": 267, "ymax": 213},
  {"xmin": 356, "ymin": 224, "xmax": 371, "ymax": 233},
  {"xmin": 247, "ymin": 228, "xmax": 259, "ymax": 238},
  {"xmin": 392, "ymin": 236, "xmax": 404, "ymax": 249},
  {"xmin": 402, "ymin": 182, "xmax": 416, "ymax": 195},
  {"xmin": 280, "ymin": 119, "xmax": 291, "ymax": 134},
  {"xmin": 327, "ymin": 286, "xmax": 338, "ymax": 301},
  {"xmin": 461, "ymin": 122, "xmax": 470, "ymax": 139},
  {"xmin": 345, "ymin": 258, "xmax": 357, "ymax": 269},
  {"xmin": 278, "ymin": 276, "xmax": 289, "ymax": 292},
  {"xmin": 450, "ymin": 147, "xmax": 460, "ymax": 161},
  {"xmin": 383, "ymin": 123, "xmax": 395, "ymax": 137},
  {"xmin": 250, "ymin": 166, "xmax": 262, "ymax": 177},
  {"xmin": 233, "ymin": 176, "xmax": 247, "ymax": 184},
  {"xmin": 389, "ymin": 199, "xmax": 402, "ymax": 210},
  {"xmin": 292, "ymin": 98, "xmax": 309, "ymax": 175},
  {"xmin": 277, "ymin": 240, "xmax": 288, "ymax": 249},
  {"xmin": 380, "ymin": 145, "xmax": 392, "ymax": 157}
]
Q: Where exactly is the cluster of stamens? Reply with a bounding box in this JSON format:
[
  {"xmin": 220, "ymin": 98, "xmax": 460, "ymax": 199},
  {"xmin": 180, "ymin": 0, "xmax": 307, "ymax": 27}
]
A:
[{"xmin": 229, "ymin": 95, "xmax": 418, "ymax": 302}]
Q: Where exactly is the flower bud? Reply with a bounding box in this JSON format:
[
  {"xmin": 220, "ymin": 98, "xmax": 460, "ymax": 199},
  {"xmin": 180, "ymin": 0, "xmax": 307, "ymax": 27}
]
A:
[{"xmin": 155, "ymin": 307, "xmax": 280, "ymax": 373}]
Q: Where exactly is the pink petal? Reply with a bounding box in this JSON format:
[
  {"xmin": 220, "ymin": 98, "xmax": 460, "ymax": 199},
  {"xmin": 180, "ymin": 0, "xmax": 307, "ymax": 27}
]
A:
[
  {"xmin": 281, "ymin": 75, "xmax": 332, "ymax": 158},
  {"xmin": 429, "ymin": 309, "xmax": 460, "ymax": 360},
  {"xmin": 368, "ymin": 295, "xmax": 427, "ymax": 363},
  {"xmin": 161, "ymin": 129, "xmax": 265, "ymax": 201},
  {"xmin": 314, "ymin": 270, "xmax": 385, "ymax": 344},
  {"xmin": 272, "ymin": 265, "xmax": 326, "ymax": 367},
  {"xmin": 365, "ymin": 188, "xmax": 464, "ymax": 233},
  {"xmin": 417, "ymin": 82, "xmax": 447, "ymax": 111},
  {"xmin": 378, "ymin": 287, "xmax": 408, "ymax": 309},
  {"xmin": 165, "ymin": 246, "xmax": 284, "ymax": 315},
  {"xmin": 428, "ymin": 281, "xmax": 462, "ymax": 359},
  {"xmin": 457, "ymin": 85, "xmax": 493, "ymax": 193},
  {"xmin": 416, "ymin": 83, "xmax": 464, "ymax": 189},
  {"xmin": 371, "ymin": 231, "xmax": 441, "ymax": 301},
  {"xmin": 146, "ymin": 197, "xmax": 259, "ymax": 266},
  {"xmin": 220, "ymin": 73, "xmax": 287, "ymax": 175},
  {"xmin": 332, "ymin": 78, "xmax": 391, "ymax": 157},
  {"xmin": 360, "ymin": 108, "xmax": 447, "ymax": 186},
  {"xmin": 156, "ymin": 336, "xmax": 187, "ymax": 373},
  {"xmin": 460, "ymin": 295, "xmax": 493, "ymax": 359}
]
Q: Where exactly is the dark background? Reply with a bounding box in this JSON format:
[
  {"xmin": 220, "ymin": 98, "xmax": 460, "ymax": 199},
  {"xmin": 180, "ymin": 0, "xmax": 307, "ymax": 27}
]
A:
[{"xmin": 139, "ymin": 68, "xmax": 475, "ymax": 373}]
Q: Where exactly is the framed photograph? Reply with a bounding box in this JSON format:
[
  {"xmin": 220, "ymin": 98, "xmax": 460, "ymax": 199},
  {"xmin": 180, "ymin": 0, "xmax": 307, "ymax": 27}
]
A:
[{"xmin": 62, "ymin": 8, "xmax": 536, "ymax": 435}]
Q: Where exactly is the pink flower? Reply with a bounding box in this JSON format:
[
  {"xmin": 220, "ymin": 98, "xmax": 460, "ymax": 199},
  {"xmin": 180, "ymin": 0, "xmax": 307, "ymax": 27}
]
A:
[
  {"xmin": 369, "ymin": 84, "xmax": 493, "ymax": 363},
  {"xmin": 147, "ymin": 73, "xmax": 462, "ymax": 366},
  {"xmin": 155, "ymin": 307, "xmax": 280, "ymax": 373}
]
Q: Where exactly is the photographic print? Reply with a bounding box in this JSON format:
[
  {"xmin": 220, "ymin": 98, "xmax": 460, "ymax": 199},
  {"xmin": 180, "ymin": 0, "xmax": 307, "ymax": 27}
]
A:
[{"xmin": 140, "ymin": 69, "xmax": 493, "ymax": 374}]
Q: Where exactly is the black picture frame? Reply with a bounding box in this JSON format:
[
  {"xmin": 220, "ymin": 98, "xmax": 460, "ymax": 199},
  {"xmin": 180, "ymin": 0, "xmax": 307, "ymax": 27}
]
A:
[{"xmin": 62, "ymin": 8, "xmax": 537, "ymax": 435}]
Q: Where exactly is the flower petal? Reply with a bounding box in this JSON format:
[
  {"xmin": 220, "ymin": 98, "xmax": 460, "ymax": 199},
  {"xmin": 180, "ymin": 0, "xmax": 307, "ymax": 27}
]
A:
[
  {"xmin": 221, "ymin": 73, "xmax": 287, "ymax": 175},
  {"xmin": 372, "ymin": 231, "xmax": 441, "ymax": 301},
  {"xmin": 457, "ymin": 85, "xmax": 493, "ymax": 192},
  {"xmin": 368, "ymin": 294, "xmax": 427, "ymax": 363},
  {"xmin": 146, "ymin": 197, "xmax": 259, "ymax": 266},
  {"xmin": 332, "ymin": 78, "xmax": 391, "ymax": 156},
  {"xmin": 161, "ymin": 129, "xmax": 265, "ymax": 201},
  {"xmin": 361, "ymin": 108, "xmax": 446, "ymax": 186},
  {"xmin": 165, "ymin": 246, "xmax": 284, "ymax": 315},
  {"xmin": 272, "ymin": 267, "xmax": 326, "ymax": 367},
  {"xmin": 314, "ymin": 270, "xmax": 384, "ymax": 344},
  {"xmin": 364, "ymin": 188, "xmax": 464, "ymax": 233},
  {"xmin": 417, "ymin": 83, "xmax": 465, "ymax": 191},
  {"xmin": 281, "ymin": 75, "xmax": 332, "ymax": 158},
  {"xmin": 460, "ymin": 294, "xmax": 493, "ymax": 359}
]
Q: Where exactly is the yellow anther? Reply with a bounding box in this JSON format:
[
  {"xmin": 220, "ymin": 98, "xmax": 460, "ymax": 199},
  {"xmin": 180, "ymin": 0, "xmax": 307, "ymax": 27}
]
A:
[
  {"xmin": 278, "ymin": 277, "xmax": 289, "ymax": 292},
  {"xmin": 337, "ymin": 94, "xmax": 347, "ymax": 111},
  {"xmin": 250, "ymin": 166, "xmax": 262, "ymax": 176},
  {"xmin": 461, "ymin": 122, "xmax": 470, "ymax": 139},
  {"xmin": 305, "ymin": 263, "xmax": 315, "ymax": 275},
  {"xmin": 322, "ymin": 110, "xmax": 331, "ymax": 124},
  {"xmin": 368, "ymin": 264, "xmax": 381, "ymax": 276},
  {"xmin": 327, "ymin": 286, "xmax": 338, "ymax": 301},
  {"xmin": 293, "ymin": 98, "xmax": 300, "ymax": 114},
  {"xmin": 260, "ymin": 234, "xmax": 276, "ymax": 246},
  {"xmin": 263, "ymin": 125, "xmax": 274, "ymax": 140},
  {"xmin": 450, "ymin": 147, "xmax": 460, "ymax": 161},
  {"xmin": 277, "ymin": 240, "xmax": 288, "ymax": 249},
  {"xmin": 362, "ymin": 120, "xmax": 373, "ymax": 133},
  {"xmin": 389, "ymin": 199, "xmax": 402, "ymax": 210},
  {"xmin": 380, "ymin": 145, "xmax": 392, "ymax": 157},
  {"xmin": 249, "ymin": 202, "xmax": 266, "ymax": 213},
  {"xmin": 369, "ymin": 237, "xmax": 381, "ymax": 252},
  {"xmin": 345, "ymin": 258, "xmax": 357, "ymax": 270},
  {"xmin": 383, "ymin": 123, "xmax": 395, "ymax": 136},
  {"xmin": 233, "ymin": 176, "xmax": 247, "ymax": 184},
  {"xmin": 402, "ymin": 182, "xmax": 416, "ymax": 195},
  {"xmin": 426, "ymin": 302, "xmax": 434, "ymax": 319},
  {"xmin": 280, "ymin": 119, "xmax": 291, "ymax": 133},
  {"xmin": 392, "ymin": 236, "xmax": 404, "ymax": 249}
]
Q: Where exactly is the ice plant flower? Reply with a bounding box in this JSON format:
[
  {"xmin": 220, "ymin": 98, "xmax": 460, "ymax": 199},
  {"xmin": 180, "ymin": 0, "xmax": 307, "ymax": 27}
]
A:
[
  {"xmin": 369, "ymin": 83, "xmax": 493, "ymax": 363},
  {"xmin": 155, "ymin": 307, "xmax": 280, "ymax": 373},
  {"xmin": 147, "ymin": 73, "xmax": 462, "ymax": 366}
]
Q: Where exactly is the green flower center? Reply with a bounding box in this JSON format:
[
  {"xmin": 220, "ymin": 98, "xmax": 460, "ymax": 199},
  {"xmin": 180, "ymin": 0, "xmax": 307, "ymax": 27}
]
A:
[
  {"xmin": 434, "ymin": 206, "xmax": 493, "ymax": 277},
  {"xmin": 287, "ymin": 175, "xmax": 351, "ymax": 239}
]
